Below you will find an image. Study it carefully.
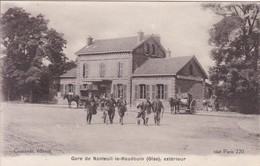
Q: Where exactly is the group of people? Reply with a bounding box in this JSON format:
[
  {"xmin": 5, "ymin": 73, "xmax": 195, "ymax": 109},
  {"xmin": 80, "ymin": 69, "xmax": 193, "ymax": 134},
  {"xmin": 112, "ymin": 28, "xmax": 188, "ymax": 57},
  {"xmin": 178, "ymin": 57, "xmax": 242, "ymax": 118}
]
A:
[
  {"xmin": 84, "ymin": 92, "xmax": 164, "ymax": 126},
  {"xmin": 84, "ymin": 93, "xmax": 127, "ymax": 125},
  {"xmin": 136, "ymin": 96, "xmax": 164, "ymax": 126}
]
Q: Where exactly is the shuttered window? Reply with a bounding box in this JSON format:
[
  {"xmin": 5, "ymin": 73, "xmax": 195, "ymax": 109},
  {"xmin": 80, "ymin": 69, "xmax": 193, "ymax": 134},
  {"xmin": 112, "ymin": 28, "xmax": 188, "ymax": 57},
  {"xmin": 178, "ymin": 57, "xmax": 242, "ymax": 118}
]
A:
[
  {"xmin": 73, "ymin": 84, "xmax": 76, "ymax": 95},
  {"xmin": 83, "ymin": 64, "xmax": 85, "ymax": 78},
  {"xmin": 117, "ymin": 84, "xmax": 123, "ymax": 98},
  {"xmin": 189, "ymin": 65, "xmax": 193, "ymax": 75},
  {"xmin": 152, "ymin": 44, "xmax": 155, "ymax": 55},
  {"xmin": 152, "ymin": 85, "xmax": 156, "ymax": 100},
  {"xmin": 113, "ymin": 84, "xmax": 117, "ymax": 98},
  {"xmin": 139, "ymin": 84, "xmax": 146, "ymax": 99},
  {"xmin": 123, "ymin": 85, "xmax": 127, "ymax": 101},
  {"xmin": 146, "ymin": 85, "xmax": 150, "ymax": 99},
  {"xmin": 60, "ymin": 84, "xmax": 64, "ymax": 95},
  {"xmin": 157, "ymin": 84, "xmax": 164, "ymax": 99},
  {"xmin": 68, "ymin": 84, "xmax": 73, "ymax": 92},
  {"xmin": 145, "ymin": 43, "xmax": 150, "ymax": 54},
  {"xmin": 85, "ymin": 64, "xmax": 89, "ymax": 78},
  {"xmin": 65, "ymin": 84, "xmax": 68, "ymax": 94},
  {"xmin": 117, "ymin": 62, "xmax": 123, "ymax": 77},
  {"xmin": 83, "ymin": 63, "xmax": 89, "ymax": 78}
]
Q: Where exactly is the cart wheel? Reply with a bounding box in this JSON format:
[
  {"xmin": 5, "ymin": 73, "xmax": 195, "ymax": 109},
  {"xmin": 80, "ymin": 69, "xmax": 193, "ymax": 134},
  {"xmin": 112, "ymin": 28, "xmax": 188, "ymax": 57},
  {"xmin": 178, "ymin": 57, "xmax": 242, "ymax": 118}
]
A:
[{"xmin": 190, "ymin": 100, "xmax": 197, "ymax": 114}]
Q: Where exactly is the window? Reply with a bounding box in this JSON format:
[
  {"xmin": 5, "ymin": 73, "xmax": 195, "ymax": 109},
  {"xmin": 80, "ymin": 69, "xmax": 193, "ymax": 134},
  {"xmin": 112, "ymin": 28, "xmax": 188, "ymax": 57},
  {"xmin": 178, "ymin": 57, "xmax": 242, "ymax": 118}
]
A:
[
  {"xmin": 113, "ymin": 84, "xmax": 127, "ymax": 100},
  {"xmin": 145, "ymin": 43, "xmax": 150, "ymax": 54},
  {"xmin": 117, "ymin": 62, "xmax": 123, "ymax": 77},
  {"xmin": 68, "ymin": 84, "xmax": 74, "ymax": 92},
  {"xmin": 152, "ymin": 44, "xmax": 155, "ymax": 55},
  {"xmin": 139, "ymin": 84, "xmax": 146, "ymax": 99},
  {"xmin": 60, "ymin": 84, "xmax": 64, "ymax": 95},
  {"xmin": 156, "ymin": 84, "xmax": 168, "ymax": 100},
  {"xmin": 83, "ymin": 63, "xmax": 89, "ymax": 78},
  {"xmin": 189, "ymin": 65, "xmax": 193, "ymax": 75},
  {"xmin": 117, "ymin": 84, "xmax": 123, "ymax": 98},
  {"xmin": 83, "ymin": 64, "xmax": 85, "ymax": 77},
  {"xmin": 157, "ymin": 84, "xmax": 164, "ymax": 99},
  {"xmin": 99, "ymin": 63, "xmax": 105, "ymax": 77},
  {"xmin": 83, "ymin": 84, "xmax": 88, "ymax": 89}
]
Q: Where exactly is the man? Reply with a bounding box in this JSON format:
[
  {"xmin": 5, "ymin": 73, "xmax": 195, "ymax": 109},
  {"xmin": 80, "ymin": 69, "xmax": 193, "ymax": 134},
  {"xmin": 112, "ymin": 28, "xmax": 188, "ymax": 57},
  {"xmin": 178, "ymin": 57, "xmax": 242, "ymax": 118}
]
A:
[
  {"xmin": 143, "ymin": 97, "xmax": 153, "ymax": 125},
  {"xmin": 136, "ymin": 101, "xmax": 145, "ymax": 125},
  {"xmin": 107, "ymin": 94, "xmax": 116, "ymax": 124},
  {"xmin": 85, "ymin": 92, "xmax": 96, "ymax": 124},
  {"xmin": 117, "ymin": 95, "xmax": 127, "ymax": 125},
  {"xmin": 99, "ymin": 95, "xmax": 108, "ymax": 124},
  {"xmin": 152, "ymin": 96, "xmax": 164, "ymax": 126}
]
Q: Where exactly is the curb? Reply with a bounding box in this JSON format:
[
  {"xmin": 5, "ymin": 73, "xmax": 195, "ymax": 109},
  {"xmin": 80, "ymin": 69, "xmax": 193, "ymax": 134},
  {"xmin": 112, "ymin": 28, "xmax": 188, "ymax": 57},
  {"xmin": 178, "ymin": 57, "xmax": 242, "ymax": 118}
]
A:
[{"xmin": 237, "ymin": 119, "xmax": 260, "ymax": 136}]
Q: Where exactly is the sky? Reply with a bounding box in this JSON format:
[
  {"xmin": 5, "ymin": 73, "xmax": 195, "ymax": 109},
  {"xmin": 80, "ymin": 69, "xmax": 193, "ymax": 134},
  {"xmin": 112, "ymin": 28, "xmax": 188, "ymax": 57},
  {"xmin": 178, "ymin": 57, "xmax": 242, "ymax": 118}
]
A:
[{"xmin": 1, "ymin": 1, "xmax": 222, "ymax": 73}]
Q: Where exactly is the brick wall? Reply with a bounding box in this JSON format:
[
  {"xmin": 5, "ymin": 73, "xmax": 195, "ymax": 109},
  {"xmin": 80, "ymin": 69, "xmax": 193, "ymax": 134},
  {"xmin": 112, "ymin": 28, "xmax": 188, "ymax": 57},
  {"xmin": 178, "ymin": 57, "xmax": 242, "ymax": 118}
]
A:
[
  {"xmin": 76, "ymin": 53, "xmax": 133, "ymax": 102},
  {"xmin": 132, "ymin": 76, "xmax": 173, "ymax": 109},
  {"xmin": 176, "ymin": 79, "xmax": 204, "ymax": 110},
  {"xmin": 132, "ymin": 37, "xmax": 166, "ymax": 72},
  {"xmin": 178, "ymin": 58, "xmax": 206, "ymax": 79},
  {"xmin": 77, "ymin": 53, "xmax": 132, "ymax": 80}
]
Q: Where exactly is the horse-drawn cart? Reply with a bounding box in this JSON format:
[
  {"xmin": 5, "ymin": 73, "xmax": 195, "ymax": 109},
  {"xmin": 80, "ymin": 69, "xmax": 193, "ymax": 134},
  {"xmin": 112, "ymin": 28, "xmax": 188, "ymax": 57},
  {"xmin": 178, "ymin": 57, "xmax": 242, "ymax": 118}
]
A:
[
  {"xmin": 179, "ymin": 93, "xmax": 197, "ymax": 114},
  {"xmin": 169, "ymin": 93, "xmax": 197, "ymax": 114}
]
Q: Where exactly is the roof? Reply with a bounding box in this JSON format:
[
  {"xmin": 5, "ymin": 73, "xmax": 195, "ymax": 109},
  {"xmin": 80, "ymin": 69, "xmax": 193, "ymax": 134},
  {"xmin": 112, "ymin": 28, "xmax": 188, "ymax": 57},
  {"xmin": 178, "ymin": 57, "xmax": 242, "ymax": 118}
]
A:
[
  {"xmin": 76, "ymin": 35, "xmax": 152, "ymax": 55},
  {"xmin": 60, "ymin": 68, "xmax": 76, "ymax": 78},
  {"xmin": 133, "ymin": 56, "xmax": 194, "ymax": 76}
]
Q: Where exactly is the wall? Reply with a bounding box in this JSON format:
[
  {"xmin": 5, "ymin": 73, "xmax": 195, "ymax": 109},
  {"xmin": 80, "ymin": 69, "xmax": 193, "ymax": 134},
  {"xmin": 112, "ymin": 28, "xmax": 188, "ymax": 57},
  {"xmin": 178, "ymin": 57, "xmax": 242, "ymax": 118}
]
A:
[
  {"xmin": 177, "ymin": 58, "xmax": 206, "ymax": 79},
  {"xmin": 76, "ymin": 53, "xmax": 133, "ymax": 104},
  {"xmin": 132, "ymin": 37, "xmax": 166, "ymax": 72},
  {"xmin": 132, "ymin": 76, "xmax": 174, "ymax": 109},
  {"xmin": 176, "ymin": 78, "xmax": 204, "ymax": 110}
]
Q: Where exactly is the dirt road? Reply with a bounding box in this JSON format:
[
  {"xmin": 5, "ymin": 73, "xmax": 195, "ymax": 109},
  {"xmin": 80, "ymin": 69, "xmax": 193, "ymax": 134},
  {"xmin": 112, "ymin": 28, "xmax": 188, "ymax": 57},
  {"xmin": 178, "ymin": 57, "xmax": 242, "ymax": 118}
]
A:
[{"xmin": 1, "ymin": 103, "xmax": 259, "ymax": 155}]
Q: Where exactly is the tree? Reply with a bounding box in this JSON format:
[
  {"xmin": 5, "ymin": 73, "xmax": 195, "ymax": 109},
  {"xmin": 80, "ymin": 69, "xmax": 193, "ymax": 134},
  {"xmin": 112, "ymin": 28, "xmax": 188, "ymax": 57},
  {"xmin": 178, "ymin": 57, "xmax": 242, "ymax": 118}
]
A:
[
  {"xmin": 203, "ymin": 3, "xmax": 260, "ymax": 113},
  {"xmin": 1, "ymin": 7, "xmax": 70, "ymax": 102}
]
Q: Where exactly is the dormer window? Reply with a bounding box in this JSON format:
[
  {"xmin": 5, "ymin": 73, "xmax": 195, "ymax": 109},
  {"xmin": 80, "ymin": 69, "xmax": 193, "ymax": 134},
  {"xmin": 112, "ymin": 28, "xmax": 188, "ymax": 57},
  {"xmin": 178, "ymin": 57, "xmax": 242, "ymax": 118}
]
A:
[
  {"xmin": 152, "ymin": 44, "xmax": 155, "ymax": 55},
  {"xmin": 145, "ymin": 43, "xmax": 150, "ymax": 54},
  {"xmin": 189, "ymin": 65, "xmax": 193, "ymax": 75}
]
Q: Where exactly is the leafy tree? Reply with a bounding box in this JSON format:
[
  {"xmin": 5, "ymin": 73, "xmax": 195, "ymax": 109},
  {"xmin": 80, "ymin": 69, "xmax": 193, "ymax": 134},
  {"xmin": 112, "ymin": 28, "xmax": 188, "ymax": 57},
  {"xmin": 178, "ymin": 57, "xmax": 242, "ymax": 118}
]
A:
[
  {"xmin": 203, "ymin": 3, "xmax": 260, "ymax": 113},
  {"xmin": 1, "ymin": 7, "xmax": 70, "ymax": 102}
]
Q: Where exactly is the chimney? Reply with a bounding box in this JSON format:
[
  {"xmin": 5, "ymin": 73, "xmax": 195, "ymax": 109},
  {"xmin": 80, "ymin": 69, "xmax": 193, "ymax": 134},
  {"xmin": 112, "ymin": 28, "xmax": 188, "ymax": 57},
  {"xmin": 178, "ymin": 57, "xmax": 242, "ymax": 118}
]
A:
[
  {"xmin": 87, "ymin": 36, "xmax": 93, "ymax": 46},
  {"xmin": 137, "ymin": 31, "xmax": 144, "ymax": 43},
  {"xmin": 166, "ymin": 48, "xmax": 171, "ymax": 59}
]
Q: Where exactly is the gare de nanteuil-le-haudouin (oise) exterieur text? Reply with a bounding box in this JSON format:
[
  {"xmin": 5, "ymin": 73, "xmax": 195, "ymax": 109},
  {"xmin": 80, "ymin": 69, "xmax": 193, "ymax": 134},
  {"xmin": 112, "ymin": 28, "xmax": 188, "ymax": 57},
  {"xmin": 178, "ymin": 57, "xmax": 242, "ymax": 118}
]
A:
[{"xmin": 55, "ymin": 31, "xmax": 212, "ymax": 108}]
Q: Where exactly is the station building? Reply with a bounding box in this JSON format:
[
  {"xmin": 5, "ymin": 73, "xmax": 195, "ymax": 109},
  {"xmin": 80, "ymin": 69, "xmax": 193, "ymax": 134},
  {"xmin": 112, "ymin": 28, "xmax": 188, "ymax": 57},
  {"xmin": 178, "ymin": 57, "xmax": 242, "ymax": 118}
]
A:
[{"xmin": 56, "ymin": 32, "xmax": 212, "ymax": 108}]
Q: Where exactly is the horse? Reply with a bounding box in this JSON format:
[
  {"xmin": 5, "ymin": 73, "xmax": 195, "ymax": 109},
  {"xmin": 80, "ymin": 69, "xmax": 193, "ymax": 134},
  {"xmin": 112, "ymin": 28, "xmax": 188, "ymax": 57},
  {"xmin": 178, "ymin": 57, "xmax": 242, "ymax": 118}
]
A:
[
  {"xmin": 168, "ymin": 97, "xmax": 180, "ymax": 114},
  {"xmin": 63, "ymin": 94, "xmax": 80, "ymax": 108}
]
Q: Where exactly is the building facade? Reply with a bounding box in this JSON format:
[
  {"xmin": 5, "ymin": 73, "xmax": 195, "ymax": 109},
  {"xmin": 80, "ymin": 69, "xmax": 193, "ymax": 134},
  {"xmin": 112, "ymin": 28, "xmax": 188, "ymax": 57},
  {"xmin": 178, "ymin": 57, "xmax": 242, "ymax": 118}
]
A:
[{"xmin": 57, "ymin": 32, "xmax": 211, "ymax": 108}]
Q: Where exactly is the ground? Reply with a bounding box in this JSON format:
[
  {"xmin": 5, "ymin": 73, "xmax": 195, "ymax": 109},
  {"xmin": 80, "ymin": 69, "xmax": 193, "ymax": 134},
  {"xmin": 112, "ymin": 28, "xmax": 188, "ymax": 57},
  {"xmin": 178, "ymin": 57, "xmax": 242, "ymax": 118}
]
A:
[{"xmin": 1, "ymin": 103, "xmax": 259, "ymax": 156}]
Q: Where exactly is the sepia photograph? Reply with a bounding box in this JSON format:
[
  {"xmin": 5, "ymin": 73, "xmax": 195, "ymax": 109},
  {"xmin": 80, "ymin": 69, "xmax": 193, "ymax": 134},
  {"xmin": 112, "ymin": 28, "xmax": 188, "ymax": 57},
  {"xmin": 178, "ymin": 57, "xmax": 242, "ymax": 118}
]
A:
[{"xmin": 0, "ymin": 1, "xmax": 259, "ymax": 166}]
